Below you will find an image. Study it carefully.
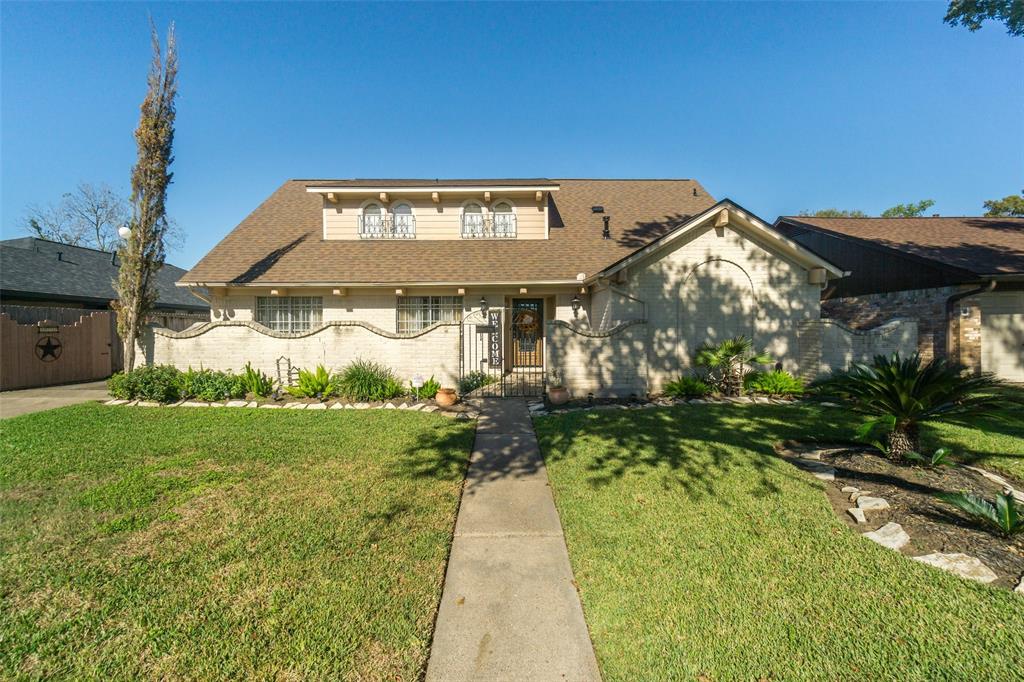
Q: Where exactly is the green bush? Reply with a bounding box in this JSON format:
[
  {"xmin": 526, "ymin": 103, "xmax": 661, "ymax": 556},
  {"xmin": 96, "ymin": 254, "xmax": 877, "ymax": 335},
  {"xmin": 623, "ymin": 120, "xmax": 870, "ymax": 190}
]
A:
[
  {"xmin": 936, "ymin": 491, "xmax": 1023, "ymax": 536},
  {"xmin": 694, "ymin": 336, "xmax": 772, "ymax": 396},
  {"xmin": 663, "ymin": 375, "xmax": 711, "ymax": 398},
  {"xmin": 240, "ymin": 362, "xmax": 274, "ymax": 398},
  {"xmin": 334, "ymin": 360, "xmax": 405, "ymax": 401},
  {"xmin": 107, "ymin": 365, "xmax": 183, "ymax": 402},
  {"xmin": 744, "ymin": 369, "xmax": 804, "ymax": 396},
  {"xmin": 180, "ymin": 367, "xmax": 246, "ymax": 402},
  {"xmin": 285, "ymin": 365, "xmax": 337, "ymax": 400},
  {"xmin": 458, "ymin": 370, "xmax": 496, "ymax": 395},
  {"xmin": 410, "ymin": 375, "xmax": 441, "ymax": 400}
]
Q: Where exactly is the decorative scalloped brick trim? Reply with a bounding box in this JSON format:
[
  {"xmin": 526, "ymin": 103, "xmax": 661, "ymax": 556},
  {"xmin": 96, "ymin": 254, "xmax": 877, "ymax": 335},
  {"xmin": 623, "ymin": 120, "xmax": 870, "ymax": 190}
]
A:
[
  {"xmin": 816, "ymin": 317, "xmax": 916, "ymax": 337},
  {"xmin": 545, "ymin": 319, "xmax": 646, "ymax": 338},
  {"xmin": 150, "ymin": 319, "xmax": 460, "ymax": 341}
]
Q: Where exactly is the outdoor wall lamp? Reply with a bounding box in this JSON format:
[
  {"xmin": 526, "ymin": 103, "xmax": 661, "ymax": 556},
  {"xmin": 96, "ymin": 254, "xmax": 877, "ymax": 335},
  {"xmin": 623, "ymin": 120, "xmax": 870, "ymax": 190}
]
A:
[
  {"xmin": 479, "ymin": 296, "xmax": 489, "ymax": 316},
  {"xmin": 570, "ymin": 294, "xmax": 582, "ymax": 318}
]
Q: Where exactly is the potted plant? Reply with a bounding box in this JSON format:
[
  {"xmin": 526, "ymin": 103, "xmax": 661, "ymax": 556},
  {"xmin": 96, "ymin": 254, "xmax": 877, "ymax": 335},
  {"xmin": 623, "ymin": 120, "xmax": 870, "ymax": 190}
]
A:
[
  {"xmin": 547, "ymin": 370, "xmax": 570, "ymax": 405},
  {"xmin": 435, "ymin": 387, "xmax": 458, "ymax": 407}
]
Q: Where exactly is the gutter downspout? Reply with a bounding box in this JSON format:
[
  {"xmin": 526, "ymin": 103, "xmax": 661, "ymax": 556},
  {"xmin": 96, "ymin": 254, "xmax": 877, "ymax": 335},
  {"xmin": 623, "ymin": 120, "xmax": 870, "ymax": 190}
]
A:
[{"xmin": 945, "ymin": 280, "xmax": 995, "ymax": 367}]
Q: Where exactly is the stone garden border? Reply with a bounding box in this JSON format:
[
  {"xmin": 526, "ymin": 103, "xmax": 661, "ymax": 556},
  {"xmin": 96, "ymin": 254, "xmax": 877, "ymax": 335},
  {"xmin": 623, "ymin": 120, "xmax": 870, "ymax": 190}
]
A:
[{"xmin": 103, "ymin": 398, "xmax": 479, "ymax": 420}]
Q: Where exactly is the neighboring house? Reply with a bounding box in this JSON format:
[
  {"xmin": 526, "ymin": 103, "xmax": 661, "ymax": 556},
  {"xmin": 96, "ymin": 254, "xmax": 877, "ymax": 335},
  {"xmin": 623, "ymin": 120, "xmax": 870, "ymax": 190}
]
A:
[
  {"xmin": 774, "ymin": 216, "xmax": 1024, "ymax": 382},
  {"xmin": 0, "ymin": 237, "xmax": 209, "ymax": 316},
  {"xmin": 145, "ymin": 178, "xmax": 863, "ymax": 397}
]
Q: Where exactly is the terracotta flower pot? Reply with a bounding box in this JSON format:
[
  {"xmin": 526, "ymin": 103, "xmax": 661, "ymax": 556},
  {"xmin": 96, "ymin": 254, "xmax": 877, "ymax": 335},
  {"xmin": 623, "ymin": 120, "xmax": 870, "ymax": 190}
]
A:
[
  {"xmin": 435, "ymin": 388, "xmax": 457, "ymax": 407},
  {"xmin": 547, "ymin": 386, "xmax": 570, "ymax": 405}
]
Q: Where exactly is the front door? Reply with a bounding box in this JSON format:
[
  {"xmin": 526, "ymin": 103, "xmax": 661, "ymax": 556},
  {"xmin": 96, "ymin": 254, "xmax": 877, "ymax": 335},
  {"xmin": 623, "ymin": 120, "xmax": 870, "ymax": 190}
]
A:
[{"xmin": 511, "ymin": 299, "xmax": 544, "ymax": 368}]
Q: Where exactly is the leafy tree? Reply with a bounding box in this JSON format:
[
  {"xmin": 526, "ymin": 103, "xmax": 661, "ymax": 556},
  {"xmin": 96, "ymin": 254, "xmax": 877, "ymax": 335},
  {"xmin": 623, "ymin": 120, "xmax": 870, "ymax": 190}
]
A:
[
  {"xmin": 21, "ymin": 183, "xmax": 130, "ymax": 250},
  {"xmin": 880, "ymin": 199, "xmax": 935, "ymax": 218},
  {"xmin": 983, "ymin": 190, "xmax": 1024, "ymax": 216},
  {"xmin": 798, "ymin": 208, "xmax": 869, "ymax": 218},
  {"xmin": 944, "ymin": 0, "xmax": 1023, "ymax": 37},
  {"xmin": 115, "ymin": 23, "xmax": 178, "ymax": 372}
]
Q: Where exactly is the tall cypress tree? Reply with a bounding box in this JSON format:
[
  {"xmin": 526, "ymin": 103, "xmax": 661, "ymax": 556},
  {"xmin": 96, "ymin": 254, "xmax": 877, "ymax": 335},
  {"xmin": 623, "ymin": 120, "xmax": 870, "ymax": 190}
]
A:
[{"xmin": 116, "ymin": 22, "xmax": 177, "ymax": 371}]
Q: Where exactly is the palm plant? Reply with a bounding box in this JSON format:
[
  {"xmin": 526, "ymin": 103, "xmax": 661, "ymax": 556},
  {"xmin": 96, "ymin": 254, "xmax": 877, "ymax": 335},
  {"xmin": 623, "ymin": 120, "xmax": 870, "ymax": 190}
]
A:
[
  {"xmin": 812, "ymin": 353, "xmax": 1005, "ymax": 459},
  {"xmin": 936, "ymin": 491, "xmax": 1023, "ymax": 536},
  {"xmin": 694, "ymin": 336, "xmax": 772, "ymax": 396}
]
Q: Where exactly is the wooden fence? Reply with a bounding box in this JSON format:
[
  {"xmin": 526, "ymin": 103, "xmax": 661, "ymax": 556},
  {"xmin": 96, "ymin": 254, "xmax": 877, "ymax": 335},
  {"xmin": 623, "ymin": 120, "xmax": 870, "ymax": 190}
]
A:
[{"xmin": 0, "ymin": 305, "xmax": 208, "ymax": 390}]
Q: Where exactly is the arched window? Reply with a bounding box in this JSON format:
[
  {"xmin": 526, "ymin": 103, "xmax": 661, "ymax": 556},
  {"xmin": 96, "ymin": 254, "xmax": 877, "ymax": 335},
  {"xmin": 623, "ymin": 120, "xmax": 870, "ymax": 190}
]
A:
[
  {"xmin": 461, "ymin": 201, "xmax": 484, "ymax": 237},
  {"xmin": 391, "ymin": 202, "xmax": 414, "ymax": 236},
  {"xmin": 491, "ymin": 200, "xmax": 516, "ymax": 237}
]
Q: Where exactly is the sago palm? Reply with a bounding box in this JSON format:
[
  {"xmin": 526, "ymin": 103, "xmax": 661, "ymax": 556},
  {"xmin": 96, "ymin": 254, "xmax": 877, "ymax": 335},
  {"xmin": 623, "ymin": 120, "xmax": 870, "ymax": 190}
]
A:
[
  {"xmin": 812, "ymin": 353, "xmax": 1005, "ymax": 459},
  {"xmin": 694, "ymin": 336, "xmax": 772, "ymax": 396}
]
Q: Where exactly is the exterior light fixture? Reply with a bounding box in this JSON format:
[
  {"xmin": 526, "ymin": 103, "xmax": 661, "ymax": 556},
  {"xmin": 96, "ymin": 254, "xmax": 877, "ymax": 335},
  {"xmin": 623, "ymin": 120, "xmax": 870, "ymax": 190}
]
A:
[
  {"xmin": 479, "ymin": 296, "xmax": 489, "ymax": 317},
  {"xmin": 118, "ymin": 224, "xmax": 132, "ymax": 240},
  {"xmin": 570, "ymin": 294, "xmax": 582, "ymax": 318}
]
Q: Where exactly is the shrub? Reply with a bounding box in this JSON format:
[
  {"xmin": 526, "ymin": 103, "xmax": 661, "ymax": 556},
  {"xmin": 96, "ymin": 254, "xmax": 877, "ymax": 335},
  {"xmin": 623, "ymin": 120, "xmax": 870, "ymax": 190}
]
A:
[
  {"xmin": 180, "ymin": 367, "xmax": 246, "ymax": 401},
  {"xmin": 107, "ymin": 365, "xmax": 182, "ymax": 402},
  {"xmin": 664, "ymin": 375, "xmax": 711, "ymax": 398},
  {"xmin": 334, "ymin": 360, "xmax": 405, "ymax": 401},
  {"xmin": 744, "ymin": 369, "xmax": 804, "ymax": 396},
  {"xmin": 694, "ymin": 337, "xmax": 772, "ymax": 396},
  {"xmin": 811, "ymin": 353, "xmax": 1006, "ymax": 460},
  {"xmin": 905, "ymin": 447, "xmax": 953, "ymax": 467},
  {"xmin": 458, "ymin": 370, "xmax": 496, "ymax": 395},
  {"xmin": 936, "ymin": 491, "xmax": 1023, "ymax": 536},
  {"xmin": 285, "ymin": 365, "xmax": 337, "ymax": 400},
  {"xmin": 240, "ymin": 362, "xmax": 274, "ymax": 398},
  {"xmin": 410, "ymin": 375, "xmax": 441, "ymax": 400}
]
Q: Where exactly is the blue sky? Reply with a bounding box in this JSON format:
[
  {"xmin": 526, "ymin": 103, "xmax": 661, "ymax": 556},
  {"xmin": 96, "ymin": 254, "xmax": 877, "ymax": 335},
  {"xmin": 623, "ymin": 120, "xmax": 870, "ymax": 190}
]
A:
[{"xmin": 2, "ymin": 1, "xmax": 1021, "ymax": 268}]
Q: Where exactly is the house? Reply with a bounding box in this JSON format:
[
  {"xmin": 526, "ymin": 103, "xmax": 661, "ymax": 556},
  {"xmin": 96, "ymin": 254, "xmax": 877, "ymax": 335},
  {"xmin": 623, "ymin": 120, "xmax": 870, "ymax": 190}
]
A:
[
  {"xmin": 773, "ymin": 216, "xmax": 1024, "ymax": 382},
  {"xmin": 0, "ymin": 237, "xmax": 209, "ymax": 318},
  {"xmin": 144, "ymin": 178, "xmax": 889, "ymax": 397}
]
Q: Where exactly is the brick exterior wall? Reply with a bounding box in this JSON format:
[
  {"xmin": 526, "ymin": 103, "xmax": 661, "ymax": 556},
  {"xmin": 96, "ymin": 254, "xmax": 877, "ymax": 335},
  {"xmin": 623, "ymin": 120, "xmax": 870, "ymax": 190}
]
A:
[
  {"xmin": 821, "ymin": 285, "xmax": 983, "ymax": 373},
  {"xmin": 546, "ymin": 320, "xmax": 648, "ymax": 397},
  {"xmin": 796, "ymin": 318, "xmax": 918, "ymax": 378}
]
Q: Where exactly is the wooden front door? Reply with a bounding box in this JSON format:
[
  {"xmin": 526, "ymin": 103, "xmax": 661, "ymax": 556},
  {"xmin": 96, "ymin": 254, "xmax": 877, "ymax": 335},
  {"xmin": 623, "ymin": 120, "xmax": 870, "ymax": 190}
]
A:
[{"xmin": 511, "ymin": 299, "xmax": 543, "ymax": 368}]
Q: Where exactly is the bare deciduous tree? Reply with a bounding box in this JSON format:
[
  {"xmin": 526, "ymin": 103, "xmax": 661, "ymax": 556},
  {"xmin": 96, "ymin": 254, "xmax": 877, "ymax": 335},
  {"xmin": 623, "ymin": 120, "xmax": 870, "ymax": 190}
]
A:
[
  {"xmin": 22, "ymin": 183, "xmax": 131, "ymax": 251},
  {"xmin": 115, "ymin": 22, "xmax": 178, "ymax": 372}
]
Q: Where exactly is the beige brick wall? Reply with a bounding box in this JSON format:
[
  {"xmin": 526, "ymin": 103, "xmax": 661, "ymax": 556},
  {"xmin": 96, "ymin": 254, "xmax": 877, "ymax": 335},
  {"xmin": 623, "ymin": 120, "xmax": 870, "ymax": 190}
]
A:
[
  {"xmin": 138, "ymin": 320, "xmax": 461, "ymax": 386},
  {"xmin": 546, "ymin": 320, "xmax": 647, "ymax": 397},
  {"xmin": 797, "ymin": 318, "xmax": 918, "ymax": 378},
  {"xmin": 619, "ymin": 224, "xmax": 822, "ymax": 391}
]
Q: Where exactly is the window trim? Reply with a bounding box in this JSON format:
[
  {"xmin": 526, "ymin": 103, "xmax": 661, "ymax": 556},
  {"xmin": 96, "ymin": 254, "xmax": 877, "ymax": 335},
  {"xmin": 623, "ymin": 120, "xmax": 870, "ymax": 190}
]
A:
[
  {"xmin": 254, "ymin": 295, "xmax": 323, "ymax": 333},
  {"xmin": 396, "ymin": 295, "xmax": 464, "ymax": 333}
]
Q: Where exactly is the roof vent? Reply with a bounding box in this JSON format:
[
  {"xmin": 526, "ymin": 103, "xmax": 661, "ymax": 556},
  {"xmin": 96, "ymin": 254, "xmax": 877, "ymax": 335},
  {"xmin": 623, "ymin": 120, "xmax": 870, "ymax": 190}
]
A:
[
  {"xmin": 56, "ymin": 251, "xmax": 63, "ymax": 262},
  {"xmin": 602, "ymin": 216, "xmax": 611, "ymax": 240},
  {"xmin": 692, "ymin": 188, "xmax": 698, "ymax": 196},
  {"xmin": 591, "ymin": 205, "xmax": 604, "ymax": 213}
]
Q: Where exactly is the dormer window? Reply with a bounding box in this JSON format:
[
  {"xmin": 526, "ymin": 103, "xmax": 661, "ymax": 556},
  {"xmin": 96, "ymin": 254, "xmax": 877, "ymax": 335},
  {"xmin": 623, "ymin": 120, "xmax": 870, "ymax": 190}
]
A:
[
  {"xmin": 358, "ymin": 200, "xmax": 416, "ymax": 239},
  {"xmin": 492, "ymin": 201, "xmax": 516, "ymax": 238},
  {"xmin": 461, "ymin": 202, "xmax": 485, "ymax": 238}
]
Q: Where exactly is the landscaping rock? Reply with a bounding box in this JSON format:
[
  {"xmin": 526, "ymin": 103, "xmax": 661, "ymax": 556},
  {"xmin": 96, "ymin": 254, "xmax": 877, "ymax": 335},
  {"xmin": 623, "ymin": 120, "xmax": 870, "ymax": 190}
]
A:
[
  {"xmin": 795, "ymin": 460, "xmax": 835, "ymax": 481},
  {"xmin": 137, "ymin": 401, "xmax": 160, "ymax": 407},
  {"xmin": 383, "ymin": 402, "xmax": 397, "ymax": 409},
  {"xmin": 422, "ymin": 405, "xmax": 438, "ymax": 413},
  {"xmin": 225, "ymin": 400, "xmax": 248, "ymax": 407},
  {"xmin": 688, "ymin": 399, "xmax": 707, "ymax": 405},
  {"xmin": 330, "ymin": 402, "xmax": 343, "ymax": 409},
  {"xmin": 799, "ymin": 452, "xmax": 822, "ymax": 461},
  {"xmin": 285, "ymin": 403, "xmax": 307, "ymax": 409},
  {"xmin": 820, "ymin": 402, "xmax": 841, "ymax": 408},
  {"xmin": 259, "ymin": 403, "xmax": 282, "ymax": 409},
  {"xmin": 307, "ymin": 403, "xmax": 327, "ymax": 410},
  {"xmin": 407, "ymin": 403, "xmax": 424, "ymax": 411},
  {"xmin": 398, "ymin": 403, "xmax": 410, "ymax": 409},
  {"xmin": 862, "ymin": 522, "xmax": 909, "ymax": 550},
  {"xmin": 344, "ymin": 404, "xmax": 355, "ymax": 409},
  {"xmin": 841, "ymin": 486, "xmax": 860, "ymax": 494},
  {"xmin": 912, "ymin": 552, "xmax": 998, "ymax": 584},
  {"xmin": 354, "ymin": 403, "xmax": 370, "ymax": 409},
  {"xmin": 180, "ymin": 401, "xmax": 209, "ymax": 408},
  {"xmin": 245, "ymin": 401, "xmax": 259, "ymax": 408},
  {"xmin": 1016, "ymin": 576, "xmax": 1024, "ymax": 595},
  {"xmin": 856, "ymin": 496, "xmax": 890, "ymax": 511},
  {"xmin": 104, "ymin": 399, "xmax": 128, "ymax": 406},
  {"xmin": 847, "ymin": 508, "xmax": 867, "ymax": 524}
]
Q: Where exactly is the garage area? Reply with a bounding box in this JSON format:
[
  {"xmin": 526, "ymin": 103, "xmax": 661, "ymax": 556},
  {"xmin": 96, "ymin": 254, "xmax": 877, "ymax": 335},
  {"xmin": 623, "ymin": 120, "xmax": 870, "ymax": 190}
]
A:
[{"xmin": 979, "ymin": 290, "xmax": 1024, "ymax": 383}]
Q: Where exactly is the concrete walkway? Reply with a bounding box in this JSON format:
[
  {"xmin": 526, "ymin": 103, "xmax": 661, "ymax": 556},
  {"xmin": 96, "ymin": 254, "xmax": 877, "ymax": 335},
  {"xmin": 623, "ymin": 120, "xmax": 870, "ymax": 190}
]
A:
[
  {"xmin": 426, "ymin": 399, "xmax": 601, "ymax": 681},
  {"xmin": 0, "ymin": 380, "xmax": 110, "ymax": 419}
]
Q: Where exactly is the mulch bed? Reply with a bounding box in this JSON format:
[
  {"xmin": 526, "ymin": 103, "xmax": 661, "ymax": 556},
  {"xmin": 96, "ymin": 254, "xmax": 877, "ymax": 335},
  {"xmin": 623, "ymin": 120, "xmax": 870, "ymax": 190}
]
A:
[{"xmin": 778, "ymin": 442, "xmax": 1024, "ymax": 590}]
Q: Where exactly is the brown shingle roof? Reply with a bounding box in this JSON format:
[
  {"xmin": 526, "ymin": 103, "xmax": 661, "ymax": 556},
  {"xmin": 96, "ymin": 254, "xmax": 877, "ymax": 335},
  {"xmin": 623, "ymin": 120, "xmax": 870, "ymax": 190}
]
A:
[
  {"xmin": 775, "ymin": 216, "xmax": 1024, "ymax": 276},
  {"xmin": 181, "ymin": 179, "xmax": 716, "ymax": 285}
]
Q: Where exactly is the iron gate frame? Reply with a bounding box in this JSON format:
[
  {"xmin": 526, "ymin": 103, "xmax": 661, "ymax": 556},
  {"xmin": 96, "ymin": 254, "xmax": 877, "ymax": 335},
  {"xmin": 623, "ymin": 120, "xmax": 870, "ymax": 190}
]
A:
[{"xmin": 459, "ymin": 304, "xmax": 547, "ymax": 398}]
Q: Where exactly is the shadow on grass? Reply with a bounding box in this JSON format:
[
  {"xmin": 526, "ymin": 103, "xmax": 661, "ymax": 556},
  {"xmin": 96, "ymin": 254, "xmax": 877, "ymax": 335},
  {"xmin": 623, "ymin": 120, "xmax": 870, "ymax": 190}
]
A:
[{"xmin": 534, "ymin": 404, "xmax": 860, "ymax": 501}]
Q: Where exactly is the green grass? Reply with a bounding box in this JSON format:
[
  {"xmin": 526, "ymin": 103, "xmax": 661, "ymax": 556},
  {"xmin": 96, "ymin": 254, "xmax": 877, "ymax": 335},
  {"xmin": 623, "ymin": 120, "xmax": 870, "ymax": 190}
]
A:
[
  {"xmin": 924, "ymin": 386, "xmax": 1024, "ymax": 480},
  {"xmin": 535, "ymin": 403, "xmax": 1024, "ymax": 681},
  {"xmin": 1, "ymin": 403, "xmax": 474, "ymax": 680}
]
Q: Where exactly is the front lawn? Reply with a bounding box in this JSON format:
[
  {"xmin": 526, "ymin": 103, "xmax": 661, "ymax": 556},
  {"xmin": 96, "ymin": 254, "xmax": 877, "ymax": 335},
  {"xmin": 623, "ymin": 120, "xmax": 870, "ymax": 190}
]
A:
[
  {"xmin": 925, "ymin": 385, "xmax": 1024, "ymax": 480},
  {"xmin": 1, "ymin": 404, "xmax": 474, "ymax": 680},
  {"xmin": 535, "ymin": 403, "xmax": 1024, "ymax": 681}
]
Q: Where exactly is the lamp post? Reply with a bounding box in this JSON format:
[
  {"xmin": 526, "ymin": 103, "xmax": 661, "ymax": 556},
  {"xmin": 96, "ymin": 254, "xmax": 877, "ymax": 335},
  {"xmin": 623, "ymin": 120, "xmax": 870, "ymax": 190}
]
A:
[
  {"xmin": 570, "ymin": 294, "xmax": 582, "ymax": 318},
  {"xmin": 479, "ymin": 296, "xmax": 489, "ymax": 318}
]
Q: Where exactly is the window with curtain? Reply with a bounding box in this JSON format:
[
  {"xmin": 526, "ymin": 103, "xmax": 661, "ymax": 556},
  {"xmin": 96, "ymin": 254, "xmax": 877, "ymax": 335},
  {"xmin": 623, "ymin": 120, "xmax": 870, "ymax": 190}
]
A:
[
  {"xmin": 255, "ymin": 296, "xmax": 323, "ymax": 332},
  {"xmin": 396, "ymin": 296, "xmax": 463, "ymax": 333}
]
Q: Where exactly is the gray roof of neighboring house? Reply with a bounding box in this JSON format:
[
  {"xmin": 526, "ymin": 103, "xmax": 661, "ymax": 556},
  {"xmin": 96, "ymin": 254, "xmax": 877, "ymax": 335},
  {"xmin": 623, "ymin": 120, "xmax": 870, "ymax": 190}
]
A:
[{"xmin": 0, "ymin": 237, "xmax": 208, "ymax": 310}]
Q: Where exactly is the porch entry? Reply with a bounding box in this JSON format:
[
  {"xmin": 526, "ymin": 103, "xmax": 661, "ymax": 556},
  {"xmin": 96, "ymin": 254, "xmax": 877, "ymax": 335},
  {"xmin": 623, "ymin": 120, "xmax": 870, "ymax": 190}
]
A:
[{"xmin": 459, "ymin": 300, "xmax": 546, "ymax": 397}]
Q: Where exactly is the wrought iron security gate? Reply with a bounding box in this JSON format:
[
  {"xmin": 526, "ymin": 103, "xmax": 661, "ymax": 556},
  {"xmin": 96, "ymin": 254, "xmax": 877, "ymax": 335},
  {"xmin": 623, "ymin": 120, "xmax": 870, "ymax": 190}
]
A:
[{"xmin": 459, "ymin": 304, "xmax": 546, "ymax": 397}]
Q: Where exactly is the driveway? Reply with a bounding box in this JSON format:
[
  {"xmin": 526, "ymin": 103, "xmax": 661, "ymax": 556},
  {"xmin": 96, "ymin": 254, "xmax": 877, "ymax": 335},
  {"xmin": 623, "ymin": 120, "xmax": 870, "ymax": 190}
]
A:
[{"xmin": 0, "ymin": 380, "xmax": 110, "ymax": 419}]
